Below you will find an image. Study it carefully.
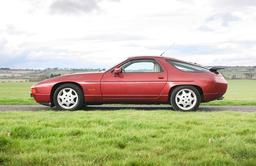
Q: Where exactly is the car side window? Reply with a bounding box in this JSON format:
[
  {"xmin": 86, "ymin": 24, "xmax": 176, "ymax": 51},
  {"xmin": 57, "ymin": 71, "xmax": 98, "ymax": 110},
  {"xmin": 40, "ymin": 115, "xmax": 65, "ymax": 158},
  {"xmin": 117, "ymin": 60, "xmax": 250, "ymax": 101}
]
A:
[
  {"xmin": 168, "ymin": 60, "xmax": 209, "ymax": 72},
  {"xmin": 122, "ymin": 60, "xmax": 162, "ymax": 73}
]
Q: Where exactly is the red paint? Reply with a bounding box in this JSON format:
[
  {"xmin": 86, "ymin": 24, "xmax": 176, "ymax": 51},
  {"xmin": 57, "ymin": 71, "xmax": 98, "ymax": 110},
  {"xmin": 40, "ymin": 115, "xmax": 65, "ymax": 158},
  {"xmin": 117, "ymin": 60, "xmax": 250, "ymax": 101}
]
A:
[{"xmin": 31, "ymin": 56, "xmax": 227, "ymax": 105}]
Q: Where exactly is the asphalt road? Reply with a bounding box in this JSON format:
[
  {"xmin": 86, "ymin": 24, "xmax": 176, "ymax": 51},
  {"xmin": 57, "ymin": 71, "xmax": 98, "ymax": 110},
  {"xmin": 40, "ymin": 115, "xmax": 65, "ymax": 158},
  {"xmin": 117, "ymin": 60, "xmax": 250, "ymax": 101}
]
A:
[{"xmin": 0, "ymin": 105, "xmax": 256, "ymax": 112}]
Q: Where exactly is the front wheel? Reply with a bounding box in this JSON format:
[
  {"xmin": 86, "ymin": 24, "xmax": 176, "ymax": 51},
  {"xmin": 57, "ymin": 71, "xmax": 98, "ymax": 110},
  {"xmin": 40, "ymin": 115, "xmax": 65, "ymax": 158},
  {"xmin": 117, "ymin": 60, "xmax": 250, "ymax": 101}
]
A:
[
  {"xmin": 53, "ymin": 83, "xmax": 84, "ymax": 110},
  {"xmin": 170, "ymin": 86, "xmax": 201, "ymax": 111}
]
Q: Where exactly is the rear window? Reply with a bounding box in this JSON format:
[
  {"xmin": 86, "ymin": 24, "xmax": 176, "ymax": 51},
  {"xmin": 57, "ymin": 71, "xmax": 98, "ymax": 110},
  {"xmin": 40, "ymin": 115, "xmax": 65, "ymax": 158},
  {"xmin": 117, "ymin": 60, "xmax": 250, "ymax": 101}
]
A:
[{"xmin": 168, "ymin": 60, "xmax": 209, "ymax": 72}]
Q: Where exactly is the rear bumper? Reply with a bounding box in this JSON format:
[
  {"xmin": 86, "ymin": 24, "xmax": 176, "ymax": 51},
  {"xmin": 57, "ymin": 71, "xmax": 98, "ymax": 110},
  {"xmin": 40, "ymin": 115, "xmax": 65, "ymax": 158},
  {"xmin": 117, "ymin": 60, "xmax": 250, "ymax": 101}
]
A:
[{"xmin": 203, "ymin": 82, "xmax": 227, "ymax": 102}]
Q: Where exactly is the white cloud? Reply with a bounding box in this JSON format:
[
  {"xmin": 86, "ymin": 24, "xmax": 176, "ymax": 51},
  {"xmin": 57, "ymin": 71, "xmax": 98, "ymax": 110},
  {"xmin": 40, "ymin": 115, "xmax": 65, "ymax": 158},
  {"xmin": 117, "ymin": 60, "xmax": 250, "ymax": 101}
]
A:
[
  {"xmin": 50, "ymin": 0, "xmax": 112, "ymax": 15},
  {"xmin": 212, "ymin": 0, "xmax": 256, "ymax": 9},
  {"xmin": 0, "ymin": 0, "xmax": 256, "ymax": 68}
]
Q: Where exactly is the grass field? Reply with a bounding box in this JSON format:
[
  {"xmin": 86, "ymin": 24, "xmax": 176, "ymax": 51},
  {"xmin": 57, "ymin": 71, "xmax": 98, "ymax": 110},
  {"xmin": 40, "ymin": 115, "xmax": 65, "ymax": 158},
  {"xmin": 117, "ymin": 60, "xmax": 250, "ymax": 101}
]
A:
[
  {"xmin": 0, "ymin": 110, "xmax": 256, "ymax": 165},
  {"xmin": 0, "ymin": 82, "xmax": 35, "ymax": 105},
  {"xmin": 0, "ymin": 80, "xmax": 255, "ymax": 105}
]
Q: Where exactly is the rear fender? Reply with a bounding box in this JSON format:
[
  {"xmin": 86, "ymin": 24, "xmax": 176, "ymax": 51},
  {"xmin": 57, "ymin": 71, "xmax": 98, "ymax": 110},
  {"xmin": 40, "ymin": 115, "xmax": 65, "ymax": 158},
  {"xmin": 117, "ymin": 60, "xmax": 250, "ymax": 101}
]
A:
[{"xmin": 159, "ymin": 82, "xmax": 204, "ymax": 103}]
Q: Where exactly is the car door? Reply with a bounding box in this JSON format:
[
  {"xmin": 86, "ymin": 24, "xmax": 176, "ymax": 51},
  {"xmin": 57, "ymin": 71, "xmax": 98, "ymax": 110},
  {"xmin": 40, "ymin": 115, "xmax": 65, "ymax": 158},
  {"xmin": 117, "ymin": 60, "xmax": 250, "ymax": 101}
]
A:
[{"xmin": 101, "ymin": 59, "xmax": 167, "ymax": 103}]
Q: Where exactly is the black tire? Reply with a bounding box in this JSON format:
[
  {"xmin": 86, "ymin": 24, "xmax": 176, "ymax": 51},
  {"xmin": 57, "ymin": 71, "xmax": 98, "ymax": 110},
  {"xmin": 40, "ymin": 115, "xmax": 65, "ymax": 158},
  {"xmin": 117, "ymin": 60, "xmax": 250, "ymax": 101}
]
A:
[
  {"xmin": 170, "ymin": 86, "xmax": 201, "ymax": 111},
  {"xmin": 53, "ymin": 83, "xmax": 84, "ymax": 110}
]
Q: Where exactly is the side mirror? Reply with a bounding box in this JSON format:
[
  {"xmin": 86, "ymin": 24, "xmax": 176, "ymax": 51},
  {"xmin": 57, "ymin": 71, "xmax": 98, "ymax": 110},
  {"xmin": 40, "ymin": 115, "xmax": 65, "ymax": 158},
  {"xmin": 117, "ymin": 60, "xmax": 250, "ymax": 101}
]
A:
[{"xmin": 113, "ymin": 67, "xmax": 122, "ymax": 75}]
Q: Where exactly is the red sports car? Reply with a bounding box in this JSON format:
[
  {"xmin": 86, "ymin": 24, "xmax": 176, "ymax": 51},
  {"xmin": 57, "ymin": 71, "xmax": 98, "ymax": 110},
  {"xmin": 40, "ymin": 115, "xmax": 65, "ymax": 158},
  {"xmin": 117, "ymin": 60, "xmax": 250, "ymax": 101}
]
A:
[{"xmin": 31, "ymin": 56, "xmax": 227, "ymax": 111}]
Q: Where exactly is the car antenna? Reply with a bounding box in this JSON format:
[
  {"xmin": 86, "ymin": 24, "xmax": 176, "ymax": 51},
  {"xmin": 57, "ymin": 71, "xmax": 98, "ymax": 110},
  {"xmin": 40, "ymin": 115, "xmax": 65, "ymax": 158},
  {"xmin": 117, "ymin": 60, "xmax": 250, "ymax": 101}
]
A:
[{"xmin": 160, "ymin": 43, "xmax": 175, "ymax": 56}]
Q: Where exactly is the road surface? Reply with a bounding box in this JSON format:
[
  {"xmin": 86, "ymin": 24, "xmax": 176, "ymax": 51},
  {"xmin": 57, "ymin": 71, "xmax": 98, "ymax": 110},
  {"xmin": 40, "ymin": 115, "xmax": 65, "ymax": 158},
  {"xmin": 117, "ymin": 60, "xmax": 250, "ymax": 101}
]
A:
[{"xmin": 0, "ymin": 105, "xmax": 256, "ymax": 112}]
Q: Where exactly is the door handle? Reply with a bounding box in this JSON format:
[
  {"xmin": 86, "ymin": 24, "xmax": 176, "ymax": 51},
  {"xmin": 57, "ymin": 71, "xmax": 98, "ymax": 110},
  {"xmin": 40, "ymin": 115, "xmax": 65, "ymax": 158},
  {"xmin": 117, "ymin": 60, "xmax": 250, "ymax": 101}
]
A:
[{"xmin": 158, "ymin": 76, "xmax": 164, "ymax": 79}]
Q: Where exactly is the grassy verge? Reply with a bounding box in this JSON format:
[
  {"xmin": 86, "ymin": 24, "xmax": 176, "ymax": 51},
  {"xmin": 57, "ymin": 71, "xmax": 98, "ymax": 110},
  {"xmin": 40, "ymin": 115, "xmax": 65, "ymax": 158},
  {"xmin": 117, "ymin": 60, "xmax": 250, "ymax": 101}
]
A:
[
  {"xmin": 0, "ymin": 110, "xmax": 255, "ymax": 165},
  {"xmin": 0, "ymin": 82, "xmax": 36, "ymax": 105},
  {"xmin": 0, "ymin": 98, "xmax": 35, "ymax": 105},
  {"xmin": 0, "ymin": 80, "xmax": 255, "ymax": 105},
  {"xmin": 205, "ymin": 100, "xmax": 256, "ymax": 106}
]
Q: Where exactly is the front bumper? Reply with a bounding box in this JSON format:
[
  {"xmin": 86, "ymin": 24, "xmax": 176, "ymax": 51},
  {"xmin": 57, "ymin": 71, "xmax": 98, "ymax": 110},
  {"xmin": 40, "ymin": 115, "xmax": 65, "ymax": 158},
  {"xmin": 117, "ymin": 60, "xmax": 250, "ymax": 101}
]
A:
[{"xmin": 31, "ymin": 92, "xmax": 51, "ymax": 104}]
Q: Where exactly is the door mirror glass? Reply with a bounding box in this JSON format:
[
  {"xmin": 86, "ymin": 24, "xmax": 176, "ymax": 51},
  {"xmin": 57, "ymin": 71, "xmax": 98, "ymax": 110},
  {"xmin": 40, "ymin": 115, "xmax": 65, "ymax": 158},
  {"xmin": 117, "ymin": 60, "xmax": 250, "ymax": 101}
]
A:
[{"xmin": 113, "ymin": 67, "xmax": 122, "ymax": 75}]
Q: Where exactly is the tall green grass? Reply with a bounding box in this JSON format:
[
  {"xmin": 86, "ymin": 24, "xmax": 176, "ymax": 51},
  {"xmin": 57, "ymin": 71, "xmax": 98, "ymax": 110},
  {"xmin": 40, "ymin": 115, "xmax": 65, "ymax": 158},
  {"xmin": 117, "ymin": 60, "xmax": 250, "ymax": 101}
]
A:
[{"xmin": 0, "ymin": 111, "xmax": 255, "ymax": 165}]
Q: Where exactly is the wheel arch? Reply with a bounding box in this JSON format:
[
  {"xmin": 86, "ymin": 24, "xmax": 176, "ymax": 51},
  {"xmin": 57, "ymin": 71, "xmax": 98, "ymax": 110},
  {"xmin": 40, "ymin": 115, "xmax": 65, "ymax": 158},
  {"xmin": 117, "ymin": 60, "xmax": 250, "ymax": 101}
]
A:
[
  {"xmin": 50, "ymin": 82, "xmax": 84, "ymax": 107},
  {"xmin": 168, "ymin": 84, "xmax": 204, "ymax": 102}
]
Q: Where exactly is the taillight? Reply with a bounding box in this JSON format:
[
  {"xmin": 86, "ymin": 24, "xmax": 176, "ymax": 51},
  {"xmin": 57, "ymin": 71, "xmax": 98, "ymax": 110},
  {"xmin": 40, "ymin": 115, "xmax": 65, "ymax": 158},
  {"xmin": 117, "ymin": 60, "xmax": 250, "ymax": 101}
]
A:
[{"xmin": 31, "ymin": 88, "xmax": 37, "ymax": 94}]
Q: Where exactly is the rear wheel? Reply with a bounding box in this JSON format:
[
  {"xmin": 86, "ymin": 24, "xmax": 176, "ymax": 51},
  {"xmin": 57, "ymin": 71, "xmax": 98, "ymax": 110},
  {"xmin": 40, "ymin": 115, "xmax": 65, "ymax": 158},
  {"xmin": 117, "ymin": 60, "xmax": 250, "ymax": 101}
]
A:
[
  {"xmin": 53, "ymin": 83, "xmax": 84, "ymax": 110},
  {"xmin": 170, "ymin": 86, "xmax": 201, "ymax": 111}
]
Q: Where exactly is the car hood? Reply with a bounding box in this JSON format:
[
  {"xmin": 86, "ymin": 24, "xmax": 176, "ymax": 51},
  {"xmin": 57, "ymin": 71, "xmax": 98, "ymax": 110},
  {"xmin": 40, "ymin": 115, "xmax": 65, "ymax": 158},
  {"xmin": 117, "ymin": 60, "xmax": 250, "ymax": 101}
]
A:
[{"xmin": 35, "ymin": 72, "xmax": 104, "ymax": 86}]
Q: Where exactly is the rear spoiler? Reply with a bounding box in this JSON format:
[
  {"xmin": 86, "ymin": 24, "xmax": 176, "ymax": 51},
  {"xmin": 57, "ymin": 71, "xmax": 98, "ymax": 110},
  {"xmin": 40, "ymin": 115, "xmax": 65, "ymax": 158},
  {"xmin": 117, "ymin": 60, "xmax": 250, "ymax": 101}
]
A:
[{"xmin": 209, "ymin": 67, "xmax": 225, "ymax": 74}]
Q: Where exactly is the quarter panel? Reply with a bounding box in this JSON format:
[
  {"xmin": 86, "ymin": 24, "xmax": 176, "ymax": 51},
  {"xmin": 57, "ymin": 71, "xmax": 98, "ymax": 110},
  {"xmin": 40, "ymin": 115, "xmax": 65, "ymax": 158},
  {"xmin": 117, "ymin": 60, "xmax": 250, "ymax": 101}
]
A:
[{"xmin": 163, "ymin": 60, "xmax": 226, "ymax": 102}]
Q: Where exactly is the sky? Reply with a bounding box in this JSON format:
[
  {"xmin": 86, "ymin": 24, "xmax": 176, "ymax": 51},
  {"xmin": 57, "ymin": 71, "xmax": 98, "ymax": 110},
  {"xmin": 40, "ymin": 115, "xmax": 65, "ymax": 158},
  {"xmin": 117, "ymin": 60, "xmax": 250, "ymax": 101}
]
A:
[{"xmin": 0, "ymin": 0, "xmax": 256, "ymax": 69}]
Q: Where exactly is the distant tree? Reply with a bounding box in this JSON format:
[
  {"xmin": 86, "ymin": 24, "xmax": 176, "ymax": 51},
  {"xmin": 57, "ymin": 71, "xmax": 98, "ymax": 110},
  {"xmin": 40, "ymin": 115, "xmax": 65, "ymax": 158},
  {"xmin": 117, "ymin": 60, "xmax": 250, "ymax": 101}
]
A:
[
  {"xmin": 0, "ymin": 68, "xmax": 10, "ymax": 70},
  {"xmin": 244, "ymin": 73, "xmax": 253, "ymax": 79},
  {"xmin": 231, "ymin": 75, "xmax": 237, "ymax": 79},
  {"xmin": 50, "ymin": 73, "xmax": 61, "ymax": 78}
]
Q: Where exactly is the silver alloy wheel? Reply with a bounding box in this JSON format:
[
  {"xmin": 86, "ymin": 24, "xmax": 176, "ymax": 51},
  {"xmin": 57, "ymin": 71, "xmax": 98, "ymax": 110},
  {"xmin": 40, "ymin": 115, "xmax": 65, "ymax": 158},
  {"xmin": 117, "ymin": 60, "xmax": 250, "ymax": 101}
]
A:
[
  {"xmin": 57, "ymin": 88, "xmax": 79, "ymax": 109},
  {"xmin": 175, "ymin": 88, "xmax": 197, "ymax": 111}
]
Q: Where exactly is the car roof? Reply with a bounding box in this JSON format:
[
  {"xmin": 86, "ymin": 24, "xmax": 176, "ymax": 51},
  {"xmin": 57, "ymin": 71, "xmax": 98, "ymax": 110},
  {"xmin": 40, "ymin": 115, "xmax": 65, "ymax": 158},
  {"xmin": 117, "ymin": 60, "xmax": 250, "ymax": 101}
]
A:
[
  {"xmin": 128, "ymin": 55, "xmax": 164, "ymax": 59},
  {"xmin": 127, "ymin": 55, "xmax": 179, "ymax": 61}
]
